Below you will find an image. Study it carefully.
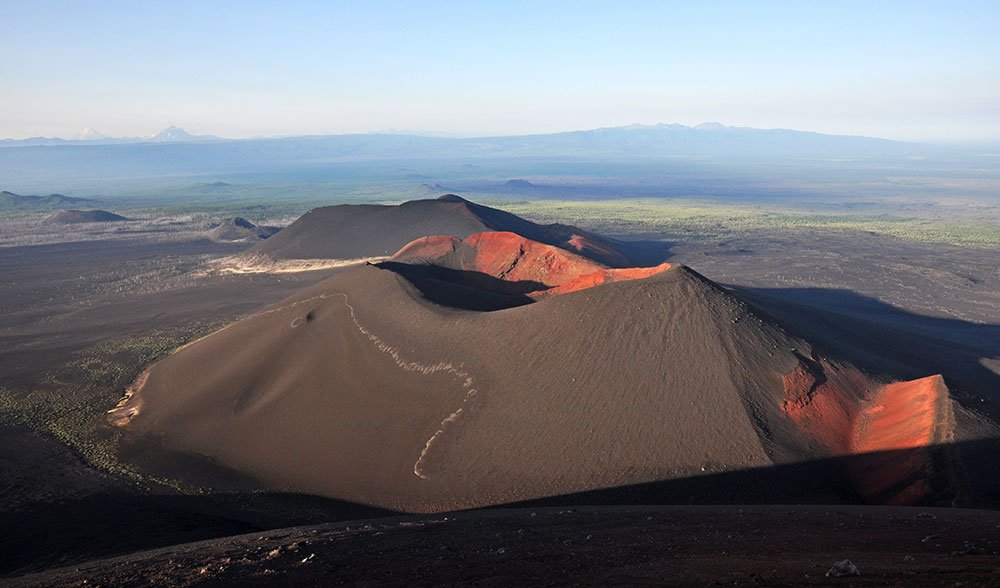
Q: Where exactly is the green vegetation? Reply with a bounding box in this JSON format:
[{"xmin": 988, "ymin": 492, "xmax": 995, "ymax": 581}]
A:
[
  {"xmin": 9, "ymin": 165, "xmax": 998, "ymax": 250},
  {"xmin": 104, "ymin": 190, "xmax": 1000, "ymax": 249},
  {"xmin": 0, "ymin": 385, "xmax": 144, "ymax": 483},
  {"xmin": 482, "ymin": 198, "xmax": 1000, "ymax": 248},
  {"xmin": 0, "ymin": 320, "xmax": 229, "ymax": 493}
]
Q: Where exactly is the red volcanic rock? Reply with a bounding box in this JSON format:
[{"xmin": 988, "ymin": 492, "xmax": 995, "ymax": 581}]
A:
[
  {"xmin": 780, "ymin": 355, "xmax": 871, "ymax": 455},
  {"xmin": 781, "ymin": 355, "xmax": 950, "ymax": 505},
  {"xmin": 849, "ymin": 375, "xmax": 951, "ymax": 505},
  {"xmin": 853, "ymin": 375, "xmax": 948, "ymax": 454},
  {"xmin": 461, "ymin": 232, "xmax": 606, "ymax": 287},
  {"xmin": 539, "ymin": 263, "xmax": 675, "ymax": 297},
  {"xmin": 391, "ymin": 231, "xmax": 672, "ymax": 296},
  {"xmin": 567, "ymin": 235, "xmax": 587, "ymax": 250}
]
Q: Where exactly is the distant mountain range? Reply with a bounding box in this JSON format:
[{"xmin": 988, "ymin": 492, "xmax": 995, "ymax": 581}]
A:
[
  {"xmin": 0, "ymin": 190, "xmax": 98, "ymax": 210},
  {"xmin": 0, "ymin": 123, "xmax": 966, "ymax": 191},
  {"xmin": 0, "ymin": 125, "xmax": 219, "ymax": 147},
  {"xmin": 0, "ymin": 122, "xmax": 932, "ymax": 156},
  {"xmin": 0, "ymin": 122, "xmax": 905, "ymax": 150}
]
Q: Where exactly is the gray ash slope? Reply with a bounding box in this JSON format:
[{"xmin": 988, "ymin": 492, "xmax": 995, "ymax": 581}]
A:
[
  {"xmin": 112, "ymin": 252, "xmax": 978, "ymax": 512},
  {"xmin": 116, "ymin": 264, "xmax": 799, "ymax": 511}
]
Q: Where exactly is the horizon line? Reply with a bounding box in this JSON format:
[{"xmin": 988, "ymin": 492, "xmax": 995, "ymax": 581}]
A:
[
  {"xmin": 0, "ymin": 122, "xmax": 927, "ymax": 144},
  {"xmin": 3, "ymin": 122, "xmax": 998, "ymax": 147}
]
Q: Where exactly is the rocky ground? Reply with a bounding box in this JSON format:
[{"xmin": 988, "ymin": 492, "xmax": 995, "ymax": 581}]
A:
[{"xmin": 9, "ymin": 505, "xmax": 1000, "ymax": 587}]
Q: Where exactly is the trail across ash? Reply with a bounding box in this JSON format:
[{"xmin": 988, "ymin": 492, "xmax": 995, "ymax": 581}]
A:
[{"xmin": 332, "ymin": 292, "xmax": 479, "ymax": 479}]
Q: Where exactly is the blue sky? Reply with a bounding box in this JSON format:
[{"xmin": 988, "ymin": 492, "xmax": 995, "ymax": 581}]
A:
[{"xmin": 1, "ymin": 0, "xmax": 998, "ymax": 141}]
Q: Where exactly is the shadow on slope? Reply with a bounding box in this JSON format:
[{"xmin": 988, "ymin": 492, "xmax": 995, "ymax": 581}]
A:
[
  {"xmin": 613, "ymin": 238, "xmax": 676, "ymax": 267},
  {"xmin": 376, "ymin": 261, "xmax": 539, "ymax": 310},
  {"xmin": 0, "ymin": 430, "xmax": 400, "ymax": 577},
  {"xmin": 0, "ymin": 491, "xmax": 400, "ymax": 577},
  {"xmin": 733, "ymin": 285, "xmax": 1000, "ymax": 420},
  {"xmin": 500, "ymin": 437, "xmax": 1000, "ymax": 512},
  {"xmin": 6, "ymin": 438, "xmax": 1000, "ymax": 578}
]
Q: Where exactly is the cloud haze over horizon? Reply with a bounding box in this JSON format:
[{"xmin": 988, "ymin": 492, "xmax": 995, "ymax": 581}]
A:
[{"xmin": 1, "ymin": 0, "xmax": 998, "ymax": 142}]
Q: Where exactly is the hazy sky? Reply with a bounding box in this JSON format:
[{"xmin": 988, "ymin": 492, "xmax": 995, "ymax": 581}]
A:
[{"xmin": 2, "ymin": 1, "xmax": 998, "ymax": 142}]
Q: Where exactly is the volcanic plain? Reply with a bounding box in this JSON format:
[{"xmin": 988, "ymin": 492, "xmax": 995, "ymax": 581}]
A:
[{"xmin": 1, "ymin": 195, "xmax": 998, "ymax": 585}]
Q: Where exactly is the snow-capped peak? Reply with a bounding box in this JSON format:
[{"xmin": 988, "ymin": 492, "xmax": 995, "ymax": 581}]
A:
[
  {"xmin": 73, "ymin": 127, "xmax": 109, "ymax": 141},
  {"xmin": 142, "ymin": 125, "xmax": 218, "ymax": 143}
]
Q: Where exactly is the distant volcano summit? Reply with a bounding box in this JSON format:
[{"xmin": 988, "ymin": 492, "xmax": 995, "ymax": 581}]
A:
[
  {"xmin": 144, "ymin": 125, "xmax": 217, "ymax": 143},
  {"xmin": 72, "ymin": 128, "xmax": 109, "ymax": 141}
]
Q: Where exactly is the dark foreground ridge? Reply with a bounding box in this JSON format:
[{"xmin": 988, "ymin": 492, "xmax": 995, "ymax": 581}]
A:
[
  {"xmin": 9, "ymin": 504, "xmax": 1000, "ymax": 587},
  {"xmin": 4, "ymin": 438, "xmax": 1000, "ymax": 580}
]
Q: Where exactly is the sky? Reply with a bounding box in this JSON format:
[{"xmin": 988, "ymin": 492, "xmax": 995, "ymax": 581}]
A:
[{"xmin": 1, "ymin": 0, "xmax": 998, "ymax": 142}]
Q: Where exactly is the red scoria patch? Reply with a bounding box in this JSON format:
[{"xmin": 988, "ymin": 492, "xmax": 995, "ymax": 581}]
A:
[
  {"xmin": 537, "ymin": 264, "xmax": 674, "ymax": 297},
  {"xmin": 781, "ymin": 355, "xmax": 950, "ymax": 505},
  {"xmin": 461, "ymin": 232, "xmax": 604, "ymax": 286},
  {"xmin": 780, "ymin": 355, "xmax": 871, "ymax": 455},
  {"xmin": 391, "ymin": 231, "xmax": 672, "ymax": 297}
]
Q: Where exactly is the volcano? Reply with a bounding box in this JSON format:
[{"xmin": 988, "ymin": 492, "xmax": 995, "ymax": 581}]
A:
[
  {"xmin": 207, "ymin": 217, "xmax": 279, "ymax": 242},
  {"xmin": 111, "ymin": 218, "xmax": 959, "ymax": 511},
  {"xmin": 44, "ymin": 209, "xmax": 128, "ymax": 224},
  {"xmin": 248, "ymin": 194, "xmax": 636, "ymax": 267}
]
